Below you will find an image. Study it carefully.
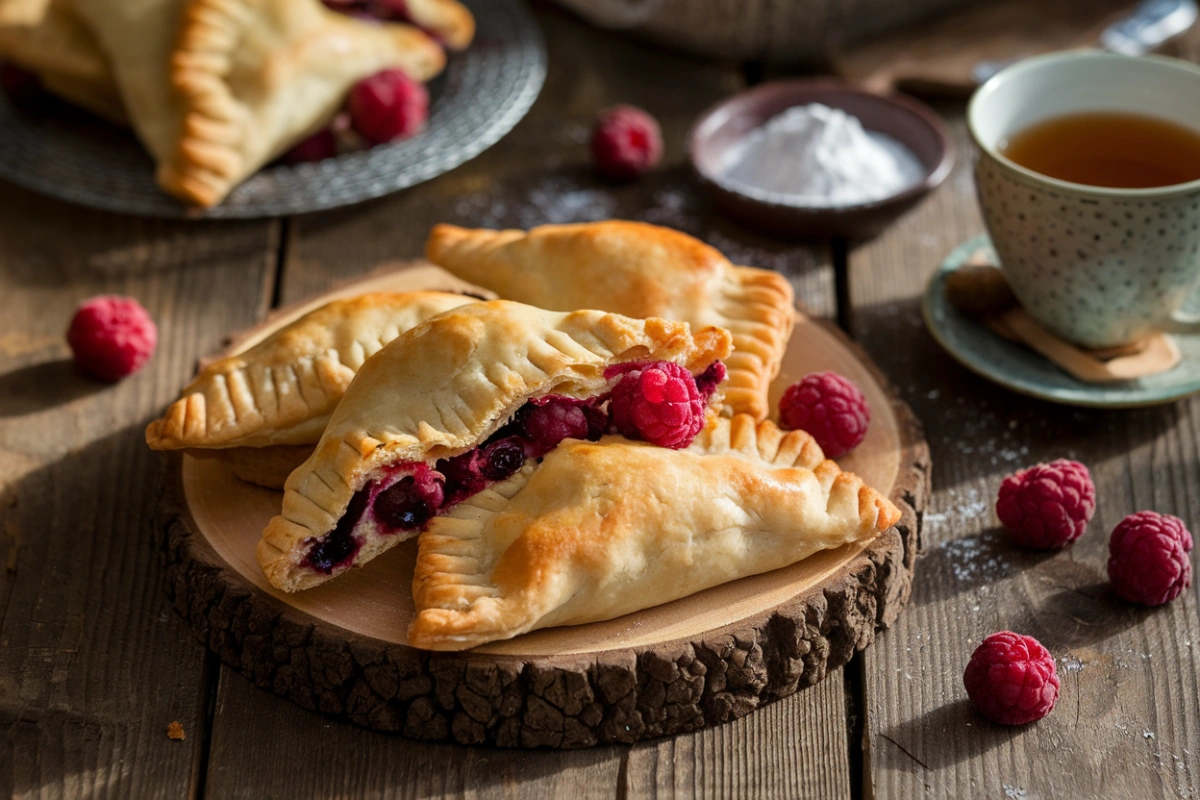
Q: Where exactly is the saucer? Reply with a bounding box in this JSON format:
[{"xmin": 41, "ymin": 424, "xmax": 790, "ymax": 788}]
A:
[{"xmin": 922, "ymin": 234, "xmax": 1200, "ymax": 408}]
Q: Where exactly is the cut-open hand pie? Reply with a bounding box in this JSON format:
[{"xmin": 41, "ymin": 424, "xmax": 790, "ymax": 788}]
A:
[
  {"xmin": 425, "ymin": 221, "xmax": 795, "ymax": 422},
  {"xmin": 257, "ymin": 300, "xmax": 733, "ymax": 592},
  {"xmin": 146, "ymin": 291, "xmax": 480, "ymax": 487},
  {"xmin": 410, "ymin": 414, "xmax": 901, "ymax": 650},
  {"xmin": 69, "ymin": 0, "xmax": 451, "ymax": 206},
  {"xmin": 0, "ymin": 0, "xmax": 126, "ymax": 122}
]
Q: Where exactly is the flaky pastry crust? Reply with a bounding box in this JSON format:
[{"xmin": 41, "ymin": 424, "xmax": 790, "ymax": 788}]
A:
[
  {"xmin": 425, "ymin": 221, "xmax": 795, "ymax": 421},
  {"xmin": 403, "ymin": 0, "xmax": 474, "ymax": 50},
  {"xmin": 163, "ymin": 0, "xmax": 449, "ymax": 206},
  {"xmin": 409, "ymin": 415, "xmax": 901, "ymax": 650},
  {"xmin": 0, "ymin": 0, "xmax": 125, "ymax": 122},
  {"xmin": 257, "ymin": 300, "xmax": 732, "ymax": 593},
  {"xmin": 146, "ymin": 291, "xmax": 479, "ymax": 451}
]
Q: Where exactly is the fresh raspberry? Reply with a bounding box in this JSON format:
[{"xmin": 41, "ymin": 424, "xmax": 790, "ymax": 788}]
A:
[
  {"xmin": 66, "ymin": 295, "xmax": 157, "ymax": 381},
  {"xmin": 963, "ymin": 631, "xmax": 1059, "ymax": 725},
  {"xmin": 283, "ymin": 128, "xmax": 339, "ymax": 164},
  {"xmin": 996, "ymin": 460, "xmax": 1095, "ymax": 549},
  {"xmin": 348, "ymin": 69, "xmax": 429, "ymax": 146},
  {"xmin": 610, "ymin": 361, "xmax": 707, "ymax": 449},
  {"xmin": 778, "ymin": 371, "xmax": 869, "ymax": 458},
  {"xmin": 1107, "ymin": 511, "xmax": 1194, "ymax": 606},
  {"xmin": 591, "ymin": 105, "xmax": 663, "ymax": 180}
]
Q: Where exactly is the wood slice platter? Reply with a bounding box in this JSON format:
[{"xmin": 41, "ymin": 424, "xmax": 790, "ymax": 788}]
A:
[{"xmin": 157, "ymin": 263, "xmax": 930, "ymax": 748}]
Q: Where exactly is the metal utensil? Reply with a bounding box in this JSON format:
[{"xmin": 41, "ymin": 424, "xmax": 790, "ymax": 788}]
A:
[{"xmin": 971, "ymin": 0, "xmax": 1199, "ymax": 85}]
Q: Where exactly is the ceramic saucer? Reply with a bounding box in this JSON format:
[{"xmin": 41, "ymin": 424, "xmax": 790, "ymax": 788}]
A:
[{"xmin": 922, "ymin": 234, "xmax": 1200, "ymax": 408}]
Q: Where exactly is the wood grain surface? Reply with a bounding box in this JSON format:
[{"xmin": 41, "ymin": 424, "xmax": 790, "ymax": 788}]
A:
[
  {"xmin": 0, "ymin": 184, "xmax": 279, "ymax": 797},
  {"xmin": 5, "ymin": 0, "xmax": 1200, "ymax": 796},
  {"xmin": 849, "ymin": 117, "xmax": 1200, "ymax": 800}
]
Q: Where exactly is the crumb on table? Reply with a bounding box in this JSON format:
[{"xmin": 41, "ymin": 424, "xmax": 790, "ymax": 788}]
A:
[{"xmin": 167, "ymin": 721, "xmax": 185, "ymax": 741}]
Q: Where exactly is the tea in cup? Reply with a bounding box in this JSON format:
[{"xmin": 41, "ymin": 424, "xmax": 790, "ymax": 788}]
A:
[{"xmin": 969, "ymin": 50, "xmax": 1200, "ymax": 349}]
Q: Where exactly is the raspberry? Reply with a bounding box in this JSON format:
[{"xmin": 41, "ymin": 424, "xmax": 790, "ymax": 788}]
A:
[
  {"xmin": 284, "ymin": 128, "xmax": 339, "ymax": 164},
  {"xmin": 778, "ymin": 371, "xmax": 869, "ymax": 458},
  {"xmin": 591, "ymin": 105, "xmax": 663, "ymax": 180},
  {"xmin": 963, "ymin": 631, "xmax": 1059, "ymax": 725},
  {"xmin": 523, "ymin": 401, "xmax": 590, "ymax": 449},
  {"xmin": 996, "ymin": 460, "xmax": 1095, "ymax": 549},
  {"xmin": 1107, "ymin": 511, "xmax": 1194, "ymax": 606},
  {"xmin": 610, "ymin": 361, "xmax": 707, "ymax": 449},
  {"xmin": 66, "ymin": 295, "xmax": 157, "ymax": 381},
  {"xmin": 348, "ymin": 69, "xmax": 429, "ymax": 145}
]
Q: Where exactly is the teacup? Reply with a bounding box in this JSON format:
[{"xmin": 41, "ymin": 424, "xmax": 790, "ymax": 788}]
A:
[{"xmin": 969, "ymin": 50, "xmax": 1200, "ymax": 349}]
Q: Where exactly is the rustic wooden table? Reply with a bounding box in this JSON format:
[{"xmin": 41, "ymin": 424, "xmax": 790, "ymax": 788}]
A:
[{"xmin": 2, "ymin": 5, "xmax": 1199, "ymax": 799}]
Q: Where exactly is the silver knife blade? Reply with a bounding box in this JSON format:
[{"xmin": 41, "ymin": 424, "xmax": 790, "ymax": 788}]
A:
[{"xmin": 972, "ymin": 0, "xmax": 1199, "ymax": 85}]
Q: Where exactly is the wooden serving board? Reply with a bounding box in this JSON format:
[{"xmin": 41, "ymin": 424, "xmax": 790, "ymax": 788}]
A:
[{"xmin": 157, "ymin": 263, "xmax": 930, "ymax": 747}]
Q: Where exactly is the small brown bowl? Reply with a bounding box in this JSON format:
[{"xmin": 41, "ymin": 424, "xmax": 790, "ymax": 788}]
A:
[{"xmin": 687, "ymin": 79, "xmax": 955, "ymax": 240}]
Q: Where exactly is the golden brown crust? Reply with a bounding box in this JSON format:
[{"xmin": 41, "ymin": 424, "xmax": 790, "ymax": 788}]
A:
[
  {"xmin": 403, "ymin": 0, "xmax": 474, "ymax": 50},
  {"xmin": 258, "ymin": 300, "xmax": 733, "ymax": 593},
  {"xmin": 424, "ymin": 221, "xmax": 795, "ymax": 421},
  {"xmin": 147, "ymin": 291, "xmax": 479, "ymax": 451},
  {"xmin": 161, "ymin": 0, "xmax": 448, "ymax": 206},
  {"xmin": 409, "ymin": 415, "xmax": 901, "ymax": 651},
  {"xmin": 0, "ymin": 0, "xmax": 110, "ymax": 85}
]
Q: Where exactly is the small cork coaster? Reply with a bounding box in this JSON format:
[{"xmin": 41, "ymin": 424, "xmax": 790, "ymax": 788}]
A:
[{"xmin": 945, "ymin": 254, "xmax": 1181, "ymax": 383}]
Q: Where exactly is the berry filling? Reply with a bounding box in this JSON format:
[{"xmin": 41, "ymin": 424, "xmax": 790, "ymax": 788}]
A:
[{"xmin": 299, "ymin": 361, "xmax": 724, "ymax": 574}]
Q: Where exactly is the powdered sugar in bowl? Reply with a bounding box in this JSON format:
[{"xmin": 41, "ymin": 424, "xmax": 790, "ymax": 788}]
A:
[{"xmin": 688, "ymin": 80, "xmax": 954, "ymax": 239}]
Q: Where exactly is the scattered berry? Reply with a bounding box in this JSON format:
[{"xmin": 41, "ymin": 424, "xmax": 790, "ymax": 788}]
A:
[
  {"xmin": 778, "ymin": 371, "xmax": 869, "ymax": 457},
  {"xmin": 591, "ymin": 105, "xmax": 663, "ymax": 180},
  {"xmin": 66, "ymin": 295, "xmax": 157, "ymax": 381},
  {"xmin": 963, "ymin": 631, "xmax": 1059, "ymax": 725},
  {"xmin": 610, "ymin": 361, "xmax": 707, "ymax": 449},
  {"xmin": 284, "ymin": 128, "xmax": 339, "ymax": 164},
  {"xmin": 348, "ymin": 69, "xmax": 429, "ymax": 145},
  {"xmin": 996, "ymin": 460, "xmax": 1095, "ymax": 549},
  {"xmin": 1108, "ymin": 511, "xmax": 1194, "ymax": 606}
]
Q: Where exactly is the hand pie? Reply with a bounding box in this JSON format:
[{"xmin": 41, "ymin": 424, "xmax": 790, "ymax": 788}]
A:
[
  {"xmin": 69, "ymin": 0, "xmax": 449, "ymax": 206},
  {"xmin": 402, "ymin": 0, "xmax": 475, "ymax": 50},
  {"xmin": 0, "ymin": 0, "xmax": 126, "ymax": 123},
  {"xmin": 409, "ymin": 415, "xmax": 901, "ymax": 650},
  {"xmin": 425, "ymin": 221, "xmax": 795, "ymax": 422},
  {"xmin": 257, "ymin": 300, "xmax": 733, "ymax": 593},
  {"xmin": 146, "ymin": 291, "xmax": 480, "ymax": 487}
]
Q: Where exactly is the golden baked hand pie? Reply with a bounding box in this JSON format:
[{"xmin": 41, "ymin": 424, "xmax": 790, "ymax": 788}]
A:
[
  {"xmin": 425, "ymin": 221, "xmax": 795, "ymax": 422},
  {"xmin": 409, "ymin": 415, "xmax": 900, "ymax": 650},
  {"xmin": 69, "ymin": 0, "xmax": 449, "ymax": 206},
  {"xmin": 257, "ymin": 300, "xmax": 733, "ymax": 592},
  {"xmin": 0, "ymin": 0, "xmax": 126, "ymax": 122},
  {"xmin": 146, "ymin": 291, "xmax": 480, "ymax": 487}
]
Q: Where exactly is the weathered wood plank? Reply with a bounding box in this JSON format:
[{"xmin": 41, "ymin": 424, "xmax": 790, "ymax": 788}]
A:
[
  {"xmin": 0, "ymin": 184, "xmax": 279, "ymax": 799},
  {"xmin": 622, "ymin": 671, "xmax": 852, "ymax": 799},
  {"xmin": 203, "ymin": 7, "xmax": 846, "ymax": 798},
  {"xmin": 849, "ymin": 116, "xmax": 1200, "ymax": 800}
]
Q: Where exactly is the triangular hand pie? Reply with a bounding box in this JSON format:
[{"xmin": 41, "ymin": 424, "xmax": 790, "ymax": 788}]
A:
[
  {"xmin": 70, "ymin": 0, "xmax": 449, "ymax": 206},
  {"xmin": 146, "ymin": 291, "xmax": 480, "ymax": 453},
  {"xmin": 257, "ymin": 300, "xmax": 733, "ymax": 592},
  {"xmin": 0, "ymin": 0, "xmax": 125, "ymax": 122},
  {"xmin": 425, "ymin": 221, "xmax": 795, "ymax": 422},
  {"xmin": 409, "ymin": 415, "xmax": 901, "ymax": 650}
]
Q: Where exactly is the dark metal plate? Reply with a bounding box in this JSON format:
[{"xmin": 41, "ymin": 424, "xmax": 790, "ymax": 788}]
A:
[{"xmin": 0, "ymin": 0, "xmax": 545, "ymax": 219}]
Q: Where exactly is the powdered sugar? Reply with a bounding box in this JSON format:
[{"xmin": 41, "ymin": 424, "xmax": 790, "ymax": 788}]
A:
[{"xmin": 719, "ymin": 104, "xmax": 925, "ymax": 207}]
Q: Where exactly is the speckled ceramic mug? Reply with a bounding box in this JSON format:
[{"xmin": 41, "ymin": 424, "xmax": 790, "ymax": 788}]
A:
[{"xmin": 969, "ymin": 51, "xmax": 1200, "ymax": 349}]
